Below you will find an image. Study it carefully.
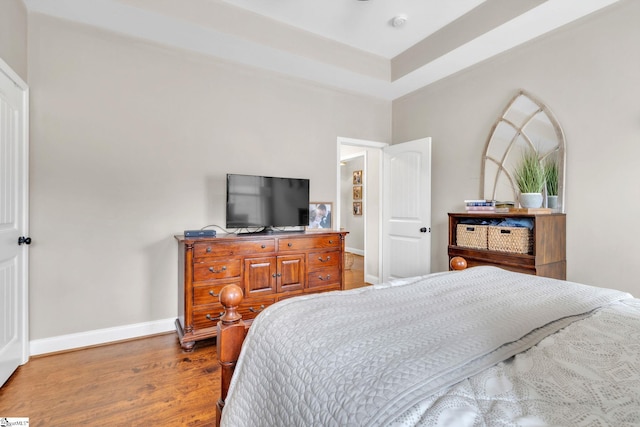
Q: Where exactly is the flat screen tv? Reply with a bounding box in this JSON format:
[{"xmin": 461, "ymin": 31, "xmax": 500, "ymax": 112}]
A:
[{"xmin": 226, "ymin": 174, "xmax": 310, "ymax": 230}]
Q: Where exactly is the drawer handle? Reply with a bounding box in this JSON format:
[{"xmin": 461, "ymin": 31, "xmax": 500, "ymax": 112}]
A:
[
  {"xmin": 500, "ymin": 229, "xmax": 511, "ymax": 234},
  {"xmin": 208, "ymin": 290, "xmax": 219, "ymax": 298},
  {"xmin": 318, "ymin": 256, "xmax": 331, "ymax": 262},
  {"xmin": 249, "ymin": 305, "xmax": 266, "ymax": 313},
  {"xmin": 318, "ymin": 274, "xmax": 331, "ymax": 281},
  {"xmin": 288, "ymin": 243, "xmax": 293, "ymax": 247},
  {"xmin": 205, "ymin": 312, "xmax": 224, "ymax": 322},
  {"xmin": 208, "ymin": 266, "xmax": 227, "ymax": 273},
  {"xmin": 206, "ymin": 247, "xmax": 212, "ymax": 253},
  {"xmin": 328, "ymin": 240, "xmax": 333, "ymax": 244},
  {"xmin": 261, "ymin": 244, "xmax": 266, "ymax": 249}
]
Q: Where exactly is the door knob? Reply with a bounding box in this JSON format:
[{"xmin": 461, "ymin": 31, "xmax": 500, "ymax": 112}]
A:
[{"xmin": 18, "ymin": 236, "xmax": 31, "ymax": 245}]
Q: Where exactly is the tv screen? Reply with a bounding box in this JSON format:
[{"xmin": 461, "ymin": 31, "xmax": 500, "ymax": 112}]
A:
[{"xmin": 226, "ymin": 174, "xmax": 310, "ymax": 229}]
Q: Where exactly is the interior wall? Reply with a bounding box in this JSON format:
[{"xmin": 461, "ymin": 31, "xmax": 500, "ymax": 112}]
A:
[
  {"xmin": 393, "ymin": 0, "xmax": 640, "ymax": 295},
  {"xmin": 27, "ymin": 14, "xmax": 391, "ymax": 340},
  {"xmin": 0, "ymin": 0, "xmax": 28, "ymax": 81}
]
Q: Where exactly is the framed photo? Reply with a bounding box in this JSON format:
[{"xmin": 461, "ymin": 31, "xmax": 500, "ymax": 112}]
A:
[
  {"xmin": 352, "ymin": 170, "xmax": 362, "ymax": 185},
  {"xmin": 353, "ymin": 185, "xmax": 362, "ymax": 200},
  {"xmin": 308, "ymin": 202, "xmax": 333, "ymax": 229},
  {"xmin": 353, "ymin": 202, "xmax": 362, "ymax": 216}
]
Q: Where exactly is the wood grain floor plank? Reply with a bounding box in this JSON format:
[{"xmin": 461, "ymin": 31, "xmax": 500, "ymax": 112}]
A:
[{"xmin": 0, "ymin": 334, "xmax": 219, "ymax": 426}]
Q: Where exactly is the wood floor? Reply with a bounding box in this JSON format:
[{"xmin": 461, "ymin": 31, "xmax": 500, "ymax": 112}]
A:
[{"xmin": 0, "ymin": 254, "xmax": 367, "ymax": 426}]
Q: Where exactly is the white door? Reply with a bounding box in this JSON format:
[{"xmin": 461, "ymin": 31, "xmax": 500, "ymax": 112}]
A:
[
  {"xmin": 382, "ymin": 138, "xmax": 431, "ymax": 281},
  {"xmin": 0, "ymin": 59, "xmax": 29, "ymax": 387}
]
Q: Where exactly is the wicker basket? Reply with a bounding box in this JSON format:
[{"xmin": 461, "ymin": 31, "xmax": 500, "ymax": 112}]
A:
[
  {"xmin": 456, "ymin": 224, "xmax": 488, "ymax": 249},
  {"xmin": 488, "ymin": 226, "xmax": 532, "ymax": 254}
]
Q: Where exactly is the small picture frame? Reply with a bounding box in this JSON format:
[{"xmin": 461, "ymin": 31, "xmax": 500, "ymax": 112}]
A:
[
  {"xmin": 353, "ymin": 185, "xmax": 362, "ymax": 200},
  {"xmin": 353, "ymin": 170, "xmax": 362, "ymax": 185},
  {"xmin": 308, "ymin": 202, "xmax": 333, "ymax": 229},
  {"xmin": 353, "ymin": 202, "xmax": 362, "ymax": 216}
]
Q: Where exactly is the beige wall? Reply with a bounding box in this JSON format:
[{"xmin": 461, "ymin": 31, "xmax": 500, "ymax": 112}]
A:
[
  {"xmin": 27, "ymin": 14, "xmax": 391, "ymax": 340},
  {"xmin": 0, "ymin": 0, "xmax": 28, "ymax": 81},
  {"xmin": 393, "ymin": 0, "xmax": 640, "ymax": 295},
  {"xmin": 22, "ymin": 0, "xmax": 640, "ymax": 343}
]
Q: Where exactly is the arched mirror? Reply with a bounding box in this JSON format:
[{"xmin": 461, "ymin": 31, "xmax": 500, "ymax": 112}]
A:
[{"xmin": 481, "ymin": 90, "xmax": 566, "ymax": 212}]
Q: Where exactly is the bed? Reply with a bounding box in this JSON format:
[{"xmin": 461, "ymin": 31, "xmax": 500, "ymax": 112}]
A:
[{"xmin": 214, "ymin": 266, "xmax": 640, "ymax": 426}]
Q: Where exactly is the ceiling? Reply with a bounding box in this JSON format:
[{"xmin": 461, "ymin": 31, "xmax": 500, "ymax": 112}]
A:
[
  {"xmin": 219, "ymin": 0, "xmax": 488, "ymax": 59},
  {"xmin": 24, "ymin": 0, "xmax": 620, "ymax": 100}
]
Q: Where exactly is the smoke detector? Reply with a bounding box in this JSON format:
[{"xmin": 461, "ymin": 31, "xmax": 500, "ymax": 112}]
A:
[{"xmin": 391, "ymin": 14, "xmax": 408, "ymax": 28}]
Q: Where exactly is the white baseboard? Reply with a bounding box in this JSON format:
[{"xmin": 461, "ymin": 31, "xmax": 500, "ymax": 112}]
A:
[
  {"xmin": 345, "ymin": 247, "xmax": 364, "ymax": 256},
  {"xmin": 365, "ymin": 273, "xmax": 380, "ymax": 285},
  {"xmin": 30, "ymin": 318, "xmax": 176, "ymax": 356}
]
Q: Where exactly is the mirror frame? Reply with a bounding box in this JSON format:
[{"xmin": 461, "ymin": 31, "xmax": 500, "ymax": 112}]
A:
[{"xmin": 481, "ymin": 89, "xmax": 566, "ymax": 212}]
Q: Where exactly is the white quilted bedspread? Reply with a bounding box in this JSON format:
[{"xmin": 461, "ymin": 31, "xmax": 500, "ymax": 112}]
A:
[
  {"xmin": 220, "ymin": 267, "xmax": 632, "ymax": 427},
  {"xmin": 392, "ymin": 298, "xmax": 640, "ymax": 427}
]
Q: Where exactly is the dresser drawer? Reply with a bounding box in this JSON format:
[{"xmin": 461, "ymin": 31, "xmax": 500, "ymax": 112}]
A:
[
  {"xmin": 238, "ymin": 296, "xmax": 277, "ymax": 320},
  {"xmin": 193, "ymin": 283, "xmax": 235, "ymax": 306},
  {"xmin": 193, "ymin": 259, "xmax": 241, "ymax": 282},
  {"xmin": 307, "ymin": 265, "xmax": 341, "ymax": 289},
  {"xmin": 279, "ymin": 235, "xmax": 341, "ymax": 252},
  {"xmin": 303, "ymin": 284, "xmax": 340, "ymax": 294},
  {"xmin": 307, "ymin": 250, "xmax": 340, "ymax": 270},
  {"xmin": 192, "ymin": 305, "xmax": 226, "ymax": 330},
  {"xmin": 193, "ymin": 240, "xmax": 275, "ymax": 258}
]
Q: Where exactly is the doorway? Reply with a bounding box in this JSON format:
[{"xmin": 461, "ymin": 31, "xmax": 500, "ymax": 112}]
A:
[
  {"xmin": 337, "ymin": 136, "xmax": 432, "ymax": 284},
  {"xmin": 336, "ymin": 137, "xmax": 386, "ymax": 285}
]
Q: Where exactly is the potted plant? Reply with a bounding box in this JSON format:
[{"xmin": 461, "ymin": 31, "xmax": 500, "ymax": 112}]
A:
[
  {"xmin": 514, "ymin": 149, "xmax": 545, "ymax": 208},
  {"xmin": 544, "ymin": 158, "xmax": 559, "ymax": 209}
]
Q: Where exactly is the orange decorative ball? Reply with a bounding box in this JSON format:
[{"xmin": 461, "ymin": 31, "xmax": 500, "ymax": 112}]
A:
[
  {"xmin": 450, "ymin": 256, "xmax": 467, "ymax": 271},
  {"xmin": 219, "ymin": 284, "xmax": 243, "ymax": 307}
]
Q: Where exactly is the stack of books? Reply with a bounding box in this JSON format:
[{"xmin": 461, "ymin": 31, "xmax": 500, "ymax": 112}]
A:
[
  {"xmin": 464, "ymin": 200, "xmax": 516, "ymax": 213},
  {"xmin": 494, "ymin": 201, "xmax": 516, "ymax": 213},
  {"xmin": 464, "ymin": 200, "xmax": 496, "ymax": 213}
]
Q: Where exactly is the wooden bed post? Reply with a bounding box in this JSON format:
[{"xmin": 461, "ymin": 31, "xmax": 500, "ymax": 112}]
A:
[
  {"xmin": 216, "ymin": 284, "xmax": 246, "ymax": 427},
  {"xmin": 450, "ymin": 256, "xmax": 468, "ymax": 271}
]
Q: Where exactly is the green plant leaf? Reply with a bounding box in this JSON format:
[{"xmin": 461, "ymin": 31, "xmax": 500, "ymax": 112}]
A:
[{"xmin": 514, "ymin": 150, "xmax": 545, "ymax": 193}]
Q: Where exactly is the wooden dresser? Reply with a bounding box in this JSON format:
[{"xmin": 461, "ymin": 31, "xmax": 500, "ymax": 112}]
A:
[
  {"xmin": 175, "ymin": 231, "xmax": 348, "ymax": 350},
  {"xmin": 448, "ymin": 212, "xmax": 566, "ymax": 279}
]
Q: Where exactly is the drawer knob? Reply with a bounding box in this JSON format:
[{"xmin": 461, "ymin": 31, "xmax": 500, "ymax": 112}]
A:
[
  {"xmin": 206, "ymin": 247, "xmax": 212, "ymax": 253},
  {"xmin": 318, "ymin": 256, "xmax": 331, "ymax": 262},
  {"xmin": 288, "ymin": 242, "xmax": 293, "ymax": 247},
  {"xmin": 208, "ymin": 266, "xmax": 227, "ymax": 273},
  {"xmin": 318, "ymin": 274, "xmax": 331, "ymax": 281},
  {"xmin": 249, "ymin": 305, "xmax": 266, "ymax": 313},
  {"xmin": 261, "ymin": 244, "xmax": 266, "ymax": 249},
  {"xmin": 208, "ymin": 290, "xmax": 219, "ymax": 298},
  {"xmin": 329, "ymin": 240, "xmax": 333, "ymax": 244}
]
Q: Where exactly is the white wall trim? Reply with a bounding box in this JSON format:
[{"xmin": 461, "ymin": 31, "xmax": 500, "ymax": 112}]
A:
[
  {"xmin": 365, "ymin": 273, "xmax": 380, "ymax": 285},
  {"xmin": 345, "ymin": 247, "xmax": 364, "ymax": 256},
  {"xmin": 29, "ymin": 318, "xmax": 176, "ymax": 356}
]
